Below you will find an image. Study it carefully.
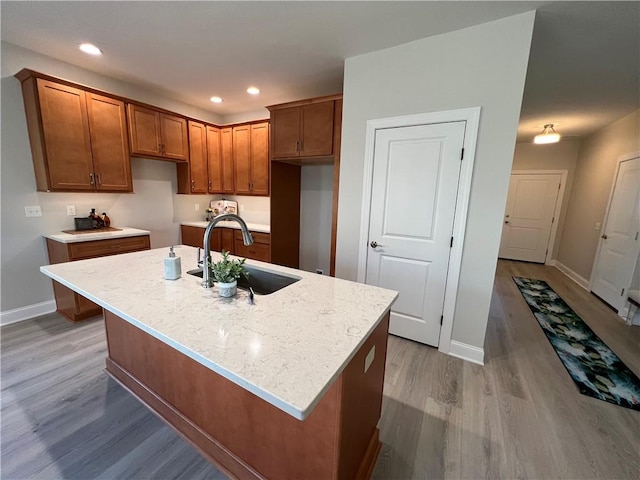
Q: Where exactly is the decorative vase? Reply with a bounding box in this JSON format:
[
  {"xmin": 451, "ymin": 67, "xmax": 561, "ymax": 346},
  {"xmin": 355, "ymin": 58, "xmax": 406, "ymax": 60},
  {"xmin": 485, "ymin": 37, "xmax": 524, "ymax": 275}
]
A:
[{"xmin": 218, "ymin": 280, "xmax": 237, "ymax": 298}]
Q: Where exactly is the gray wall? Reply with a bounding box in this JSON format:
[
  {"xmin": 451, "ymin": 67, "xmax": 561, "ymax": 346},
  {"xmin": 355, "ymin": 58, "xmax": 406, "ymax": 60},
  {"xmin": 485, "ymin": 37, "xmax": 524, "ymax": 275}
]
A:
[
  {"xmin": 511, "ymin": 139, "xmax": 581, "ymax": 260},
  {"xmin": 299, "ymin": 164, "xmax": 333, "ymax": 274},
  {"xmin": 335, "ymin": 12, "xmax": 535, "ymax": 352},
  {"xmin": 556, "ymin": 109, "xmax": 640, "ymax": 280}
]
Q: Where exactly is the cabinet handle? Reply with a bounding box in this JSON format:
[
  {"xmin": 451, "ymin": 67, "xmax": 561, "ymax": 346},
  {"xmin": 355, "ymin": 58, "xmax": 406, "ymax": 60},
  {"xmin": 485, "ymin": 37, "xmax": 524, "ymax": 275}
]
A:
[
  {"xmin": 296, "ymin": 140, "xmax": 300, "ymax": 152},
  {"xmin": 89, "ymin": 173, "xmax": 95, "ymax": 185},
  {"xmin": 96, "ymin": 174, "xmax": 102, "ymax": 185},
  {"xmin": 158, "ymin": 144, "xmax": 162, "ymax": 153},
  {"xmin": 208, "ymin": 181, "xmax": 212, "ymax": 189}
]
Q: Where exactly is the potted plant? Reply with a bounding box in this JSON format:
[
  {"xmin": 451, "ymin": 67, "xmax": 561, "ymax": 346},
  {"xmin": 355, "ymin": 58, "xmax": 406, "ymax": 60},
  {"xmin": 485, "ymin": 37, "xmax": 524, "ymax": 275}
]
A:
[{"xmin": 210, "ymin": 250, "xmax": 248, "ymax": 297}]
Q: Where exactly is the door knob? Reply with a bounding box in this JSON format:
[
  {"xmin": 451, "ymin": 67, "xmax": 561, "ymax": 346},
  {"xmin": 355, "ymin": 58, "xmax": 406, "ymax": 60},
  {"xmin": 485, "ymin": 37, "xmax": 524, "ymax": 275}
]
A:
[
  {"xmin": 504, "ymin": 221, "xmax": 510, "ymax": 224},
  {"xmin": 370, "ymin": 241, "xmax": 378, "ymax": 248},
  {"xmin": 601, "ymin": 234, "xmax": 608, "ymax": 240}
]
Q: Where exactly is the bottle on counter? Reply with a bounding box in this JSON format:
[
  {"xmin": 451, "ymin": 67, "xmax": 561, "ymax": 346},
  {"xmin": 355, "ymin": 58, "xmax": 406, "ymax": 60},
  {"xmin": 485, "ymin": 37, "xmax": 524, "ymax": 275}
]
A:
[
  {"xmin": 164, "ymin": 246, "xmax": 181, "ymax": 280},
  {"xmin": 101, "ymin": 212, "xmax": 111, "ymax": 228},
  {"xmin": 89, "ymin": 208, "xmax": 104, "ymax": 228}
]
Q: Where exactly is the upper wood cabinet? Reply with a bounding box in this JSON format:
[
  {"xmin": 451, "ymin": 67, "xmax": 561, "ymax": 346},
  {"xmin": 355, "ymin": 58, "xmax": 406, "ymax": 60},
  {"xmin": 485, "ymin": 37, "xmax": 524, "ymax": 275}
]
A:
[
  {"xmin": 187, "ymin": 121, "xmax": 208, "ymax": 194},
  {"xmin": 128, "ymin": 104, "xmax": 189, "ymax": 162},
  {"xmin": 234, "ymin": 122, "xmax": 269, "ymax": 195},
  {"xmin": 269, "ymin": 98, "xmax": 337, "ymax": 160},
  {"xmin": 17, "ymin": 72, "xmax": 132, "ymax": 192},
  {"xmin": 220, "ymin": 127, "xmax": 236, "ymax": 194}
]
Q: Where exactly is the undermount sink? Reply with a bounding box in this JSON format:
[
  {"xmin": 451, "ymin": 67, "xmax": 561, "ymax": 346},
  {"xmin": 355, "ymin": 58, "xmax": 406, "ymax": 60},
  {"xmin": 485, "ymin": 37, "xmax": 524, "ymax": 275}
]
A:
[{"xmin": 187, "ymin": 264, "xmax": 300, "ymax": 295}]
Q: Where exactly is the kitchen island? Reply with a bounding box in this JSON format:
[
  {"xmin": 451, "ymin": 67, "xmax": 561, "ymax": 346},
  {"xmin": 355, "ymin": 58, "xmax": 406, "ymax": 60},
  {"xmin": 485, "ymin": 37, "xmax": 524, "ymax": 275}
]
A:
[{"xmin": 40, "ymin": 246, "xmax": 397, "ymax": 479}]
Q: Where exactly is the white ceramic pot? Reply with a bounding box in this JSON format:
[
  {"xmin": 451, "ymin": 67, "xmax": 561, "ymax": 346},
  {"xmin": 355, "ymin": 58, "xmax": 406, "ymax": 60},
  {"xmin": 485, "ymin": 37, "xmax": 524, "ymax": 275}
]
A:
[{"xmin": 218, "ymin": 280, "xmax": 237, "ymax": 298}]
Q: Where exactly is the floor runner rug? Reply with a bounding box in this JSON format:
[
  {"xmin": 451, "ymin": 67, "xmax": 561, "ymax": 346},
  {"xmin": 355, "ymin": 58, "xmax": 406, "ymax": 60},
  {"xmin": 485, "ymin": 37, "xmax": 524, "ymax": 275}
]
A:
[{"xmin": 513, "ymin": 277, "xmax": 640, "ymax": 410}]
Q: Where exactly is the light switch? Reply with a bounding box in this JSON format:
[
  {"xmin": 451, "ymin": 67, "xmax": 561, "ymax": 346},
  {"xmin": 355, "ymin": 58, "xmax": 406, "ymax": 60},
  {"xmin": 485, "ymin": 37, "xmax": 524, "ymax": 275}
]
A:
[
  {"xmin": 594, "ymin": 222, "xmax": 601, "ymax": 230},
  {"xmin": 66, "ymin": 205, "xmax": 76, "ymax": 216},
  {"xmin": 24, "ymin": 205, "xmax": 42, "ymax": 217},
  {"xmin": 195, "ymin": 204, "xmax": 200, "ymax": 211}
]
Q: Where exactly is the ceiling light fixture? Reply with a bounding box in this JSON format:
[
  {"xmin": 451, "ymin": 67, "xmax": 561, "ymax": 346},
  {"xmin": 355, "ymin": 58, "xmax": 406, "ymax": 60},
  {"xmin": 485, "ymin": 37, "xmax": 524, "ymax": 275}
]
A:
[
  {"xmin": 534, "ymin": 124, "xmax": 561, "ymax": 144},
  {"xmin": 246, "ymin": 86, "xmax": 260, "ymax": 95},
  {"xmin": 210, "ymin": 96, "xmax": 223, "ymax": 103},
  {"xmin": 79, "ymin": 43, "xmax": 103, "ymax": 56}
]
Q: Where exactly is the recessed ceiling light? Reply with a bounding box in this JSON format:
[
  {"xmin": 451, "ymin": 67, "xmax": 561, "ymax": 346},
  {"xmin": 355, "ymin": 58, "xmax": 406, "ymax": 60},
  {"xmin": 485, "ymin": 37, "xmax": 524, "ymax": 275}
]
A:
[
  {"xmin": 79, "ymin": 43, "xmax": 103, "ymax": 56},
  {"xmin": 210, "ymin": 96, "xmax": 223, "ymax": 104},
  {"xmin": 246, "ymin": 86, "xmax": 260, "ymax": 95}
]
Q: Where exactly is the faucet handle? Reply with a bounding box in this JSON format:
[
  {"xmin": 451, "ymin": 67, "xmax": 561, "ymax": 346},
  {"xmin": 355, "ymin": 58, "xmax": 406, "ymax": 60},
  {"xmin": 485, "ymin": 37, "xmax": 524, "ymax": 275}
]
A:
[{"xmin": 197, "ymin": 247, "xmax": 202, "ymax": 266}]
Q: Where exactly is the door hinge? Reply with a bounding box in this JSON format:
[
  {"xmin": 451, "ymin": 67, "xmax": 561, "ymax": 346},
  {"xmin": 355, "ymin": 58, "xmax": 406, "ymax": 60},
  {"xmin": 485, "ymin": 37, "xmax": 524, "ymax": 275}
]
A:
[
  {"xmin": 635, "ymin": 232, "xmax": 639, "ymax": 241},
  {"xmin": 621, "ymin": 288, "xmax": 625, "ymax": 296},
  {"xmin": 461, "ymin": 148, "xmax": 464, "ymax": 160},
  {"xmin": 552, "ymin": 216, "xmax": 555, "ymax": 224},
  {"xmin": 440, "ymin": 315, "xmax": 444, "ymax": 325},
  {"xmin": 450, "ymin": 237, "xmax": 454, "ymax": 248}
]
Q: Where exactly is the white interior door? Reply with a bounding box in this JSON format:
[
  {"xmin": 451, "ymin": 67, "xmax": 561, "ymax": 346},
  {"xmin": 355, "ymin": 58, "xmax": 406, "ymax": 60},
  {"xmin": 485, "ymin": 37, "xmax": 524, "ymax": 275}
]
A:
[
  {"xmin": 591, "ymin": 156, "xmax": 640, "ymax": 310},
  {"xmin": 365, "ymin": 122, "xmax": 465, "ymax": 347},
  {"xmin": 499, "ymin": 173, "xmax": 561, "ymax": 263}
]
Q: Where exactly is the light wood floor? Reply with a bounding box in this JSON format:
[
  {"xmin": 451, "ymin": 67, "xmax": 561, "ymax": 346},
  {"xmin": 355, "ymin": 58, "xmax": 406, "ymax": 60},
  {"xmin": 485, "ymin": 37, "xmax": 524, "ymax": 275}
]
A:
[{"xmin": 2, "ymin": 260, "xmax": 639, "ymax": 479}]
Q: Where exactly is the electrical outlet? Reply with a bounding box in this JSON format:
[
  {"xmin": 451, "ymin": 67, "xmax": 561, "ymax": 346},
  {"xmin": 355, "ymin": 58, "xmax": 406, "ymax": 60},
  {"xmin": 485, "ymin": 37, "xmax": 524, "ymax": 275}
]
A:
[
  {"xmin": 66, "ymin": 205, "xmax": 76, "ymax": 216},
  {"xmin": 316, "ymin": 269, "xmax": 324, "ymax": 275},
  {"xmin": 25, "ymin": 205, "xmax": 42, "ymax": 217},
  {"xmin": 594, "ymin": 222, "xmax": 601, "ymax": 230},
  {"xmin": 195, "ymin": 204, "xmax": 200, "ymax": 211},
  {"xmin": 240, "ymin": 204, "xmax": 245, "ymax": 212}
]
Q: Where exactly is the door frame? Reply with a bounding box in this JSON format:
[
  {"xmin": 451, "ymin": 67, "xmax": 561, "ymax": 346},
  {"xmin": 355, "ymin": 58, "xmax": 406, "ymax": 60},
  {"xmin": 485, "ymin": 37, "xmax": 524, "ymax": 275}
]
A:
[
  {"xmin": 356, "ymin": 107, "xmax": 481, "ymax": 355},
  {"xmin": 589, "ymin": 151, "xmax": 640, "ymax": 317},
  {"xmin": 507, "ymin": 169, "xmax": 568, "ymax": 265}
]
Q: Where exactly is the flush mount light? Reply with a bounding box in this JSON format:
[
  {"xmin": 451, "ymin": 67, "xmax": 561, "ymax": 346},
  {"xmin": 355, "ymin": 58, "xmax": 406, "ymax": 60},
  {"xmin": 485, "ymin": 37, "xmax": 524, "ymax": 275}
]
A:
[
  {"xmin": 210, "ymin": 96, "xmax": 223, "ymax": 103},
  {"xmin": 534, "ymin": 124, "xmax": 561, "ymax": 144},
  {"xmin": 246, "ymin": 86, "xmax": 260, "ymax": 95},
  {"xmin": 79, "ymin": 43, "xmax": 103, "ymax": 56}
]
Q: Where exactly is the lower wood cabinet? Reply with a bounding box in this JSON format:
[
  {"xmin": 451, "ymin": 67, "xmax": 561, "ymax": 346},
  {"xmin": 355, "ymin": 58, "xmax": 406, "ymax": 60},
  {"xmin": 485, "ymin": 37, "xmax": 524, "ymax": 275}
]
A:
[
  {"xmin": 46, "ymin": 235, "xmax": 150, "ymax": 322},
  {"xmin": 180, "ymin": 225, "xmax": 270, "ymax": 262}
]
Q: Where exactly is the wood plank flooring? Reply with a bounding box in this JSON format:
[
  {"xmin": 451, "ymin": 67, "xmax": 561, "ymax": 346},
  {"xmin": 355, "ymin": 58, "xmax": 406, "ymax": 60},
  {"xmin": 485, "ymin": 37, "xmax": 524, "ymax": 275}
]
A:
[{"xmin": 2, "ymin": 260, "xmax": 639, "ymax": 479}]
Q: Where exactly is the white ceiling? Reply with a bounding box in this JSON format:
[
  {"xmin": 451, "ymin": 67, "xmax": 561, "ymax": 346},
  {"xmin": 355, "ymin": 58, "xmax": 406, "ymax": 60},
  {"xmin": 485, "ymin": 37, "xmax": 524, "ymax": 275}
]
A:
[{"xmin": 2, "ymin": 1, "xmax": 638, "ymax": 141}]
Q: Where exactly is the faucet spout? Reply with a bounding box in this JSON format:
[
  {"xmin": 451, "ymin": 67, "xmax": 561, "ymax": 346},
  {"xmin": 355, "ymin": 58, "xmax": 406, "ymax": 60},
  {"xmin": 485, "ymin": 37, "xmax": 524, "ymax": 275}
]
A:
[{"xmin": 202, "ymin": 213, "xmax": 254, "ymax": 288}]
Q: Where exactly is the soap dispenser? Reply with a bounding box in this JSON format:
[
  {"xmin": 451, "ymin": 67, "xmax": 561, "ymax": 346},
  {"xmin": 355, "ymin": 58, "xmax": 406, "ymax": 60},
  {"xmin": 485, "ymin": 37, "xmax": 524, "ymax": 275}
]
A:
[{"xmin": 164, "ymin": 246, "xmax": 181, "ymax": 280}]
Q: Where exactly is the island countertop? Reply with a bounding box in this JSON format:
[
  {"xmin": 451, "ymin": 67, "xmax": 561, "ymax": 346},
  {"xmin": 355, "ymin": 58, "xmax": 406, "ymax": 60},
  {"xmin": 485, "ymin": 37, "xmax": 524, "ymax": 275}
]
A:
[{"xmin": 40, "ymin": 246, "xmax": 397, "ymax": 420}]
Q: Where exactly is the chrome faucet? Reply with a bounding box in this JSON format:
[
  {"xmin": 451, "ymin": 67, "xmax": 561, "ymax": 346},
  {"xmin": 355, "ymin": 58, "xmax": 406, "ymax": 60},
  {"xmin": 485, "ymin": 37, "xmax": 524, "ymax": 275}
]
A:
[{"xmin": 201, "ymin": 213, "xmax": 253, "ymax": 288}]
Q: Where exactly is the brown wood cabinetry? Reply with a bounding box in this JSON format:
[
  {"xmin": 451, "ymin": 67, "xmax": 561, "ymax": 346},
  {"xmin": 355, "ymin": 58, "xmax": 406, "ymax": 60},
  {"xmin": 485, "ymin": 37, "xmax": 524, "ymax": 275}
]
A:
[
  {"xmin": 234, "ymin": 230, "xmax": 270, "ymax": 262},
  {"xmin": 268, "ymin": 95, "xmax": 343, "ymax": 273},
  {"xmin": 180, "ymin": 225, "xmax": 269, "ymax": 261},
  {"xmin": 128, "ymin": 104, "xmax": 189, "ymax": 162},
  {"xmin": 16, "ymin": 72, "xmax": 132, "ymax": 192},
  {"xmin": 220, "ymin": 127, "xmax": 235, "ymax": 194},
  {"xmin": 234, "ymin": 121, "xmax": 270, "ymax": 196},
  {"xmin": 206, "ymin": 126, "xmax": 223, "ymax": 193},
  {"xmin": 269, "ymin": 97, "xmax": 337, "ymax": 160},
  {"xmin": 46, "ymin": 235, "xmax": 150, "ymax": 321}
]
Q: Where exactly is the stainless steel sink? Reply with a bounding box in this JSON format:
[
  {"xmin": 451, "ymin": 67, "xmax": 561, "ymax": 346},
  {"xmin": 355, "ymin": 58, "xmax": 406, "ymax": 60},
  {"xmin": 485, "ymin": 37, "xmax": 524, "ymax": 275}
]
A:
[{"xmin": 187, "ymin": 264, "xmax": 300, "ymax": 295}]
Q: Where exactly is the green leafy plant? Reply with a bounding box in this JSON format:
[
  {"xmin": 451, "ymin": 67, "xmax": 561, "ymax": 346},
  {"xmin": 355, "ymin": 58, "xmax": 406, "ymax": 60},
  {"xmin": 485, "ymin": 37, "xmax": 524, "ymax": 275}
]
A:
[{"xmin": 210, "ymin": 250, "xmax": 248, "ymax": 284}]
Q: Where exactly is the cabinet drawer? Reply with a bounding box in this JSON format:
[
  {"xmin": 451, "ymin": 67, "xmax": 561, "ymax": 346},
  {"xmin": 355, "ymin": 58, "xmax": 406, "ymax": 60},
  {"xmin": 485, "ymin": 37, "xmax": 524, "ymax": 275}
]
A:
[
  {"xmin": 69, "ymin": 235, "xmax": 150, "ymax": 260},
  {"xmin": 234, "ymin": 240, "xmax": 271, "ymax": 263},
  {"xmin": 235, "ymin": 230, "xmax": 270, "ymax": 245}
]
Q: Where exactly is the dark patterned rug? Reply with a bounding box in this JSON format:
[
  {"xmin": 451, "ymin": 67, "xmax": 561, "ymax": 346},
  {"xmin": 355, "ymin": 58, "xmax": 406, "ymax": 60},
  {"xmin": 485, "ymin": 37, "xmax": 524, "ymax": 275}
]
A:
[{"xmin": 513, "ymin": 277, "xmax": 640, "ymax": 410}]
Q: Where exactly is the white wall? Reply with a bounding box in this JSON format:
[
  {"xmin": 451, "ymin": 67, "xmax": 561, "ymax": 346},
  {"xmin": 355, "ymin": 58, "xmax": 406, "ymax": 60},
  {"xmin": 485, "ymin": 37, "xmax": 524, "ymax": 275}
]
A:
[
  {"xmin": 299, "ymin": 164, "xmax": 333, "ymax": 274},
  {"xmin": 556, "ymin": 109, "xmax": 640, "ymax": 280},
  {"xmin": 336, "ymin": 12, "xmax": 535, "ymax": 352},
  {"xmin": 511, "ymin": 139, "xmax": 581, "ymax": 259},
  {"xmin": 0, "ymin": 43, "xmax": 268, "ymax": 315}
]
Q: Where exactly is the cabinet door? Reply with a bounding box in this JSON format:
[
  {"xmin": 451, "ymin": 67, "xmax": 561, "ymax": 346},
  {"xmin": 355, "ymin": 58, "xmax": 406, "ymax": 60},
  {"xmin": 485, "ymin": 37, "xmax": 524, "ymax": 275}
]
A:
[
  {"xmin": 250, "ymin": 122, "xmax": 270, "ymax": 195},
  {"xmin": 160, "ymin": 113, "xmax": 189, "ymax": 162},
  {"xmin": 271, "ymin": 107, "xmax": 301, "ymax": 159},
  {"xmin": 188, "ymin": 121, "xmax": 208, "ymax": 193},
  {"xmin": 207, "ymin": 126, "xmax": 223, "ymax": 193},
  {"xmin": 220, "ymin": 128, "xmax": 235, "ymax": 194},
  {"xmin": 221, "ymin": 228, "xmax": 235, "ymax": 254},
  {"xmin": 37, "ymin": 79, "xmax": 94, "ymax": 190},
  {"xmin": 233, "ymin": 125, "xmax": 252, "ymax": 195},
  {"xmin": 128, "ymin": 104, "xmax": 162, "ymax": 157},
  {"xmin": 300, "ymin": 101, "xmax": 334, "ymax": 157},
  {"xmin": 86, "ymin": 93, "xmax": 132, "ymax": 192}
]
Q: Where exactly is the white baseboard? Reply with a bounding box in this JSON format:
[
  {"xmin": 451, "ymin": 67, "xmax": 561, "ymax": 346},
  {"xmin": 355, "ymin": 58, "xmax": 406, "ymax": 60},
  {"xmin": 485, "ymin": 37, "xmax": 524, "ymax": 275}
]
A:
[
  {"xmin": 448, "ymin": 340, "xmax": 484, "ymax": 365},
  {"xmin": 0, "ymin": 300, "xmax": 56, "ymax": 326},
  {"xmin": 551, "ymin": 260, "xmax": 590, "ymax": 290}
]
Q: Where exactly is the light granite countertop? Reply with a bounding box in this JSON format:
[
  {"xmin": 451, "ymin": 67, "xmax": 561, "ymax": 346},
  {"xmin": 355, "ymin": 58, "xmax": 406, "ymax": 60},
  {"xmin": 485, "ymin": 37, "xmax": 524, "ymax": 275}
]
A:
[
  {"xmin": 181, "ymin": 220, "xmax": 270, "ymax": 234},
  {"xmin": 40, "ymin": 246, "xmax": 397, "ymax": 420},
  {"xmin": 44, "ymin": 227, "xmax": 151, "ymax": 244}
]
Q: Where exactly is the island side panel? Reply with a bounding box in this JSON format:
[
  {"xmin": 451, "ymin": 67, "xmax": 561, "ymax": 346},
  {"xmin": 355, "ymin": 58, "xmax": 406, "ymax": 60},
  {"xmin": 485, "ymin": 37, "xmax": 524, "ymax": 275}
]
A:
[
  {"xmin": 337, "ymin": 312, "xmax": 389, "ymax": 480},
  {"xmin": 103, "ymin": 310, "xmax": 342, "ymax": 479}
]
